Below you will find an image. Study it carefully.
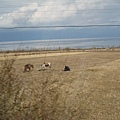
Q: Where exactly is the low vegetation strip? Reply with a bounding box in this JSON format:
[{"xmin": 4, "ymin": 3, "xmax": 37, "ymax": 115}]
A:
[{"xmin": 0, "ymin": 51, "xmax": 87, "ymax": 60}]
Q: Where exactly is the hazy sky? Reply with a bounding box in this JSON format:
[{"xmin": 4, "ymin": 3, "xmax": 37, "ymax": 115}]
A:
[
  {"xmin": 0, "ymin": 0, "xmax": 120, "ymax": 27},
  {"xmin": 0, "ymin": 0, "xmax": 120, "ymax": 41}
]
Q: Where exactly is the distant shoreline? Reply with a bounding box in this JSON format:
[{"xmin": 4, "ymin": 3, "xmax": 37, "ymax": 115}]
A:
[{"xmin": 0, "ymin": 47, "xmax": 120, "ymax": 60}]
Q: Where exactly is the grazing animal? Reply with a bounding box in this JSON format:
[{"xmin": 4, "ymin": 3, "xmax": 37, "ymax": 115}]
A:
[
  {"xmin": 23, "ymin": 64, "xmax": 34, "ymax": 72},
  {"xmin": 64, "ymin": 66, "xmax": 70, "ymax": 71},
  {"xmin": 40, "ymin": 62, "xmax": 51, "ymax": 70}
]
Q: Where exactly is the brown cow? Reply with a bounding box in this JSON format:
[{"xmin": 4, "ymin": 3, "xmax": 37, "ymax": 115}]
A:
[{"xmin": 23, "ymin": 64, "xmax": 34, "ymax": 72}]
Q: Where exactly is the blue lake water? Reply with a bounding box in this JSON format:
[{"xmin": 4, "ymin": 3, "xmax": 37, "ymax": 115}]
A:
[{"xmin": 0, "ymin": 37, "xmax": 120, "ymax": 51}]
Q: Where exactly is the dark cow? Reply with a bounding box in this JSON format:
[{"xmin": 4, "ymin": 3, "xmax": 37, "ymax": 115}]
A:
[{"xmin": 64, "ymin": 66, "xmax": 70, "ymax": 71}]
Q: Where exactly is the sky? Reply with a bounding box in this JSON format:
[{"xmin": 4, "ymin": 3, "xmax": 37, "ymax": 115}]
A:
[{"xmin": 0, "ymin": 0, "xmax": 120, "ymax": 42}]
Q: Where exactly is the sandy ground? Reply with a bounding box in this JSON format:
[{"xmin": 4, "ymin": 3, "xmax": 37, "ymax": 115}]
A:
[{"xmin": 1, "ymin": 50, "xmax": 120, "ymax": 119}]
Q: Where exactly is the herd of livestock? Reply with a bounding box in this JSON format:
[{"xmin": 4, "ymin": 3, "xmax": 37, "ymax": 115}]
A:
[{"xmin": 23, "ymin": 62, "xmax": 70, "ymax": 72}]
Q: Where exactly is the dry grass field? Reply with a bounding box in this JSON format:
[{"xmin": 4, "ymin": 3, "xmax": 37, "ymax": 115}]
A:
[{"xmin": 1, "ymin": 50, "xmax": 120, "ymax": 120}]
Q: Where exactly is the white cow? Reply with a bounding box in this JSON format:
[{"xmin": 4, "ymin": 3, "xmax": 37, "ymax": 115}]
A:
[{"xmin": 39, "ymin": 62, "xmax": 51, "ymax": 70}]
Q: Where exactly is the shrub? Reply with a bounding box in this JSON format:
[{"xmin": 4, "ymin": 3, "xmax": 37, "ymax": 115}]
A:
[{"xmin": 0, "ymin": 57, "xmax": 22, "ymax": 120}]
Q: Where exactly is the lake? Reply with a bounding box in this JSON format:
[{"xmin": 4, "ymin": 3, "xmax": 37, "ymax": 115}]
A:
[{"xmin": 0, "ymin": 37, "xmax": 120, "ymax": 51}]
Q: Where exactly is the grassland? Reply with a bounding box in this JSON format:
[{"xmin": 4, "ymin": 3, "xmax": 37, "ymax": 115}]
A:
[{"xmin": 0, "ymin": 49, "xmax": 120, "ymax": 120}]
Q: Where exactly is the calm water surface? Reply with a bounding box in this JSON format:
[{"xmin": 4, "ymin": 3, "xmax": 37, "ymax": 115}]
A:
[{"xmin": 0, "ymin": 37, "xmax": 120, "ymax": 51}]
